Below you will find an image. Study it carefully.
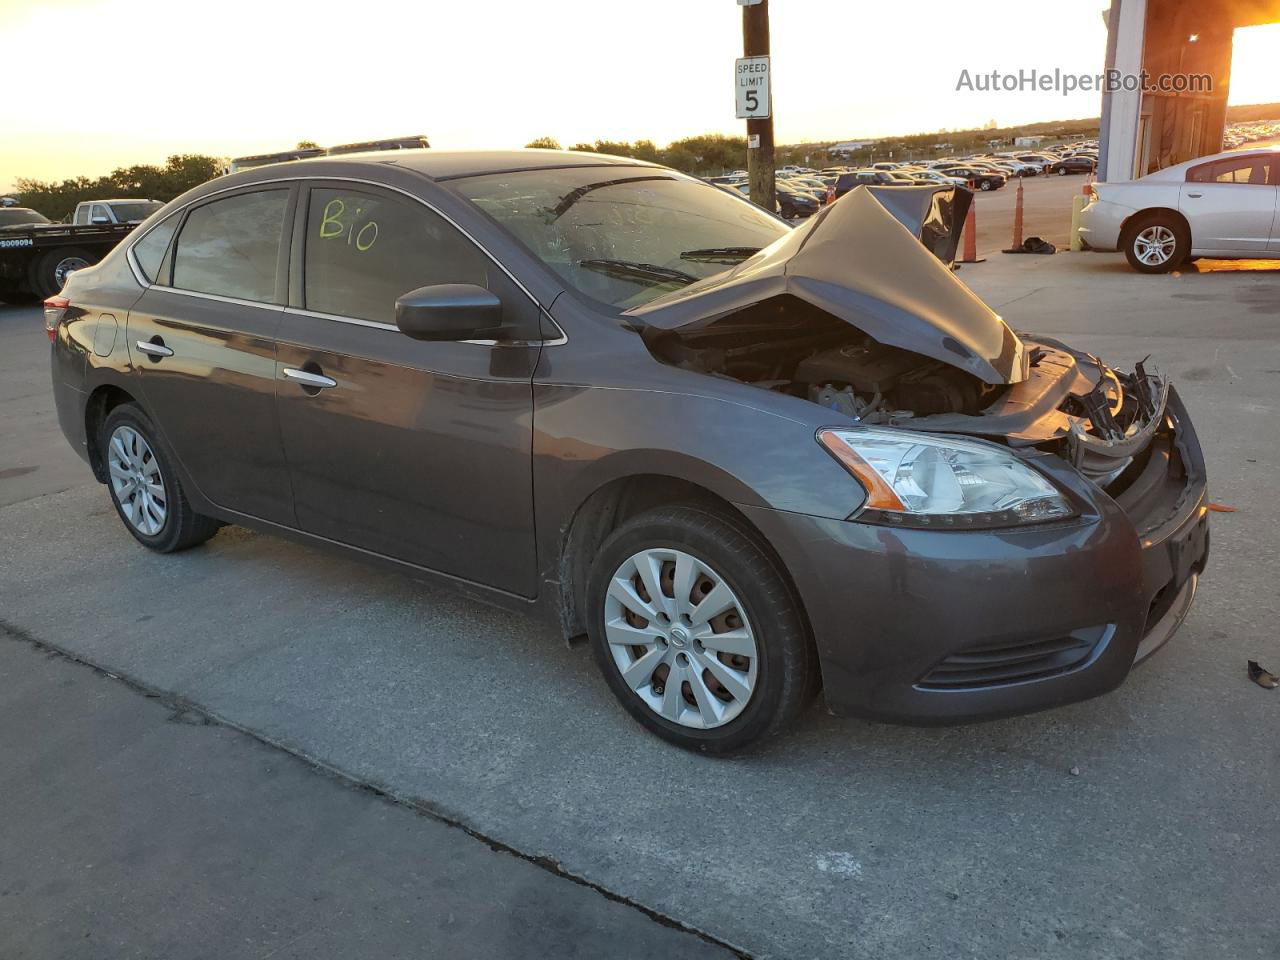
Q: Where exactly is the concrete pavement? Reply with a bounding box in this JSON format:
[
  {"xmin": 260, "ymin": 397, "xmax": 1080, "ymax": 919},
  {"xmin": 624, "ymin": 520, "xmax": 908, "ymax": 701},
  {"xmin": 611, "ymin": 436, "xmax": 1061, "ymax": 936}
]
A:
[
  {"xmin": 967, "ymin": 170, "xmax": 1090, "ymax": 257},
  {"xmin": 0, "ymin": 627, "xmax": 736, "ymax": 960},
  {"xmin": 0, "ymin": 304, "xmax": 89, "ymax": 507},
  {"xmin": 2, "ymin": 250, "xmax": 1279, "ymax": 959}
]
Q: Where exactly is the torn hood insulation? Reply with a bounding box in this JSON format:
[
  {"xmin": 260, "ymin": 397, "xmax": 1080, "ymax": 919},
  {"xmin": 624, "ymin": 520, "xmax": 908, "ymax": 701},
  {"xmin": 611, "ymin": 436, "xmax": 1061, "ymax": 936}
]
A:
[{"xmin": 627, "ymin": 185, "xmax": 1028, "ymax": 385}]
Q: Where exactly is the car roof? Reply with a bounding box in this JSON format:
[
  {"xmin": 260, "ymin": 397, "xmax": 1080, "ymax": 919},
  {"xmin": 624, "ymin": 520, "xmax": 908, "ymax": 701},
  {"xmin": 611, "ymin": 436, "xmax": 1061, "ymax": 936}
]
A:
[
  {"xmin": 275, "ymin": 147, "xmax": 654, "ymax": 182},
  {"xmin": 80, "ymin": 198, "xmax": 161, "ymax": 205}
]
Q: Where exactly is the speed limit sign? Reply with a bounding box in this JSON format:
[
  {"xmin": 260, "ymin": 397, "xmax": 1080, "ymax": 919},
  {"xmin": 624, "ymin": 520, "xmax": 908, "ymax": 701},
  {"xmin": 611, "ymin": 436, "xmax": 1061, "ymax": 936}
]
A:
[{"xmin": 735, "ymin": 56, "xmax": 770, "ymax": 119}]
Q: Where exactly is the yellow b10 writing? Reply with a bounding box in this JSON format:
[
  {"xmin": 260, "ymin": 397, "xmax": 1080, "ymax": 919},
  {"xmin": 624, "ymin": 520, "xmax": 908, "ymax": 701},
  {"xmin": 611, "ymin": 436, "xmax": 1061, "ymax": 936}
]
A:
[{"xmin": 319, "ymin": 198, "xmax": 379, "ymax": 252}]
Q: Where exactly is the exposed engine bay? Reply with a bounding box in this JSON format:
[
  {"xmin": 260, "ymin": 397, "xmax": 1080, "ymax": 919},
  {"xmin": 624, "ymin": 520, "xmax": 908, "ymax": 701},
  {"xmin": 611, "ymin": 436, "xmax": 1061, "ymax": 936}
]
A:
[
  {"xmin": 641, "ymin": 295, "xmax": 1173, "ymax": 492},
  {"xmin": 626, "ymin": 183, "xmax": 1178, "ymax": 499}
]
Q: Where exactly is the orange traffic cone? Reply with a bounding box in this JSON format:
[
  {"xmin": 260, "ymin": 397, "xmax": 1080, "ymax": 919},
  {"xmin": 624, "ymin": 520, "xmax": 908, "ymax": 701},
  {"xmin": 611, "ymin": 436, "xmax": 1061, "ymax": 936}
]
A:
[{"xmin": 957, "ymin": 200, "xmax": 983, "ymax": 264}]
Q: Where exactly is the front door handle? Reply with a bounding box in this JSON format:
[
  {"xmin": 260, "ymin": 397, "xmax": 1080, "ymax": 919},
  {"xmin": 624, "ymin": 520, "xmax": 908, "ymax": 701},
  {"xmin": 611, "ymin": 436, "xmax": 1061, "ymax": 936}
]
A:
[
  {"xmin": 281, "ymin": 367, "xmax": 337, "ymax": 389},
  {"xmin": 1186, "ymin": 192, "xmax": 1202, "ymax": 198},
  {"xmin": 135, "ymin": 339, "xmax": 173, "ymax": 358}
]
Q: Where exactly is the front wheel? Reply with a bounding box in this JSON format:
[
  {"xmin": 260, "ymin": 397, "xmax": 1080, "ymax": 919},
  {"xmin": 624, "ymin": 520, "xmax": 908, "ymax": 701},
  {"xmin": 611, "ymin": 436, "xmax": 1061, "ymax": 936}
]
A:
[
  {"xmin": 1057, "ymin": 167, "xmax": 1068, "ymax": 176},
  {"xmin": 586, "ymin": 505, "xmax": 817, "ymax": 754},
  {"xmin": 978, "ymin": 179, "xmax": 992, "ymax": 191},
  {"xmin": 101, "ymin": 403, "xmax": 222, "ymax": 552}
]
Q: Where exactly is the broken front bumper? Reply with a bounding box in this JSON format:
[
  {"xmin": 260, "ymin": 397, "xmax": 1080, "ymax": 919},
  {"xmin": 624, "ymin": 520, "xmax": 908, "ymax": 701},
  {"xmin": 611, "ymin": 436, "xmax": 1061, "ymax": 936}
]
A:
[{"xmin": 738, "ymin": 386, "xmax": 1209, "ymax": 724}]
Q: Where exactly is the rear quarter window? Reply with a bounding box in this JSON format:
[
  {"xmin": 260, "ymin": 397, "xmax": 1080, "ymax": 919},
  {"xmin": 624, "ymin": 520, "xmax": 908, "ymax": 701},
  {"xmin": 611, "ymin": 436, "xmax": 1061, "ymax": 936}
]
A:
[{"xmin": 131, "ymin": 214, "xmax": 179, "ymax": 283}]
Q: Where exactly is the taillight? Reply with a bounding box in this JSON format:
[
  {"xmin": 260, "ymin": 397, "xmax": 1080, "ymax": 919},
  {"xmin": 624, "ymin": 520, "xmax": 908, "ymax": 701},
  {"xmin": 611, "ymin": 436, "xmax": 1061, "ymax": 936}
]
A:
[{"xmin": 43, "ymin": 296, "xmax": 69, "ymax": 342}]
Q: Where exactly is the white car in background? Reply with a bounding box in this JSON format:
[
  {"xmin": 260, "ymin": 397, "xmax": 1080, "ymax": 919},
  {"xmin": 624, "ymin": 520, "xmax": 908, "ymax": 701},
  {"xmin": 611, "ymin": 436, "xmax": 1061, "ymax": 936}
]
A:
[{"xmin": 1080, "ymin": 147, "xmax": 1280, "ymax": 272}]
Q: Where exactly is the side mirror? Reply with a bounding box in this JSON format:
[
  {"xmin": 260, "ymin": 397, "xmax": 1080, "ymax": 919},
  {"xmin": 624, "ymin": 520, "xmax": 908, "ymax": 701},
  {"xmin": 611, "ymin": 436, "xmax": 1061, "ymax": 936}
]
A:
[
  {"xmin": 91, "ymin": 216, "xmax": 111, "ymax": 225},
  {"xmin": 394, "ymin": 284, "xmax": 504, "ymax": 342}
]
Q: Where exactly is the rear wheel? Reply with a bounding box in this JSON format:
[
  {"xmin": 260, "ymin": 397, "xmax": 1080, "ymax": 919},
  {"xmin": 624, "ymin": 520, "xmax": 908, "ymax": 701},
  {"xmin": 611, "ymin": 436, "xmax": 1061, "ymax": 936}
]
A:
[
  {"xmin": 1057, "ymin": 166, "xmax": 1068, "ymax": 176},
  {"xmin": 978, "ymin": 179, "xmax": 992, "ymax": 191},
  {"xmin": 101, "ymin": 403, "xmax": 221, "ymax": 553},
  {"xmin": 586, "ymin": 505, "xmax": 817, "ymax": 754},
  {"xmin": 1123, "ymin": 213, "xmax": 1189, "ymax": 273},
  {"xmin": 31, "ymin": 247, "xmax": 94, "ymax": 298}
]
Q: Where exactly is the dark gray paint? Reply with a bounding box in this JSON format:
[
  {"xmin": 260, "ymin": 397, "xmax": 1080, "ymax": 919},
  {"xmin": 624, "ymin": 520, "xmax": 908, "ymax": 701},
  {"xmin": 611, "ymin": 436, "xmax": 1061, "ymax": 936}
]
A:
[
  {"xmin": 49, "ymin": 150, "xmax": 1209, "ymax": 723},
  {"xmin": 127, "ymin": 287, "xmax": 291, "ymax": 524}
]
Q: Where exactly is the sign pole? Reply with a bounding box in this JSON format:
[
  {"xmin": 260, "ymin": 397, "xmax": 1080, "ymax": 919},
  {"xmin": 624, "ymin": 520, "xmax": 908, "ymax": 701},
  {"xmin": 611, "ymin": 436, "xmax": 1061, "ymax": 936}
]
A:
[{"xmin": 741, "ymin": 0, "xmax": 775, "ymax": 212}]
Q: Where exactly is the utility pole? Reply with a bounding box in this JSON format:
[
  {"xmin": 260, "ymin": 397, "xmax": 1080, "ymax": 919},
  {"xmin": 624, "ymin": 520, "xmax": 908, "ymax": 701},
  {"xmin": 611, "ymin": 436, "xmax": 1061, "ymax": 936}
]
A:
[{"xmin": 740, "ymin": 0, "xmax": 775, "ymax": 211}]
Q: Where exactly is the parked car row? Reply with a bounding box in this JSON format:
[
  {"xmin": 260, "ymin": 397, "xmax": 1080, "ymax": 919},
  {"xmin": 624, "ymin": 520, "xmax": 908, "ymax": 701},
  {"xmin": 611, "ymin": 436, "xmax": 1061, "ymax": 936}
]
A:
[
  {"xmin": 707, "ymin": 173, "xmax": 827, "ymax": 219},
  {"xmin": 708, "ymin": 141, "xmax": 1103, "ymax": 219},
  {"xmin": 1223, "ymin": 119, "xmax": 1280, "ymax": 150}
]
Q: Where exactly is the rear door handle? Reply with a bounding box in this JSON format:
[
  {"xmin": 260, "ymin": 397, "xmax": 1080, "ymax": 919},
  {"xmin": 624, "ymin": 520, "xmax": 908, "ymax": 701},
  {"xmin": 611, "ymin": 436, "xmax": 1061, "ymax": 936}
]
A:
[
  {"xmin": 282, "ymin": 367, "xmax": 337, "ymax": 389},
  {"xmin": 1186, "ymin": 193, "xmax": 1202, "ymax": 198},
  {"xmin": 135, "ymin": 340, "xmax": 173, "ymax": 357}
]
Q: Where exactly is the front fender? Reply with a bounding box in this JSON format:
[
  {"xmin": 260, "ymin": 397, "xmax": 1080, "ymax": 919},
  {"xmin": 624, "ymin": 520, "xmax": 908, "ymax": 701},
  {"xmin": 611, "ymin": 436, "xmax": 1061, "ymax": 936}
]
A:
[{"xmin": 533, "ymin": 382, "xmax": 866, "ymax": 529}]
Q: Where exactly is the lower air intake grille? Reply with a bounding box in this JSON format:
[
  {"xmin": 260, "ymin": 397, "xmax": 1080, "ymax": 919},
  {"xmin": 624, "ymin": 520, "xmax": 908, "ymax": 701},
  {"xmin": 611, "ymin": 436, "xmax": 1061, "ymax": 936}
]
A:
[{"xmin": 917, "ymin": 635, "xmax": 1098, "ymax": 690}]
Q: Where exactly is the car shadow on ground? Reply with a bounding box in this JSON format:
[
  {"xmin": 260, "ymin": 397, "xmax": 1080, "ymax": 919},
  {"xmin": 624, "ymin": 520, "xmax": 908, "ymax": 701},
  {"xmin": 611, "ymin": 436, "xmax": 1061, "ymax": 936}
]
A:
[{"xmin": 174, "ymin": 517, "xmax": 1180, "ymax": 787}]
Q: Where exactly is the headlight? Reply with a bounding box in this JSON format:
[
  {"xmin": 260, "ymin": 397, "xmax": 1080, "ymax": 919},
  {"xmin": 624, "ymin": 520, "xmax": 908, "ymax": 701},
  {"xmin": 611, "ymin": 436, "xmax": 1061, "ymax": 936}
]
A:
[{"xmin": 818, "ymin": 427, "xmax": 1075, "ymax": 529}]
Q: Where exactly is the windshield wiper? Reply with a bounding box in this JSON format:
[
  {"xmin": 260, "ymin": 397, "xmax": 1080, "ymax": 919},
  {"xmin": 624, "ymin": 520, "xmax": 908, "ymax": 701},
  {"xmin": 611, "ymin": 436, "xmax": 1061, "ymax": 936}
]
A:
[
  {"xmin": 678, "ymin": 246, "xmax": 762, "ymax": 263},
  {"xmin": 545, "ymin": 175, "xmax": 674, "ymax": 221},
  {"xmin": 577, "ymin": 258, "xmax": 699, "ymax": 287}
]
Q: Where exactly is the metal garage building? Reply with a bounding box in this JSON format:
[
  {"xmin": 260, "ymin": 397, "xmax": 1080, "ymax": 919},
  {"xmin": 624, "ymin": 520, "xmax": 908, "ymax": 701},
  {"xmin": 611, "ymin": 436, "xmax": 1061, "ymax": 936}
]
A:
[{"xmin": 1100, "ymin": 0, "xmax": 1280, "ymax": 180}]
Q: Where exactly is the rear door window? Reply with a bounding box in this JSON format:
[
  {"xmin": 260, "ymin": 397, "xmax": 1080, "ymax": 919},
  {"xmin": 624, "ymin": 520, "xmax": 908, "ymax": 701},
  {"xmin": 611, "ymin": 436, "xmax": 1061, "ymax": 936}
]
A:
[
  {"xmin": 1188, "ymin": 157, "xmax": 1274, "ymax": 185},
  {"xmin": 171, "ymin": 190, "xmax": 288, "ymax": 302},
  {"xmin": 302, "ymin": 186, "xmax": 489, "ymax": 325}
]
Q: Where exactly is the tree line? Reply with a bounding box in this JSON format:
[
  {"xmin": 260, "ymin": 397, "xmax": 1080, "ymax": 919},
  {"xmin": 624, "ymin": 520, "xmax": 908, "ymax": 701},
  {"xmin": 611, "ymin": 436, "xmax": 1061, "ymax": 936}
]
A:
[
  {"xmin": 12, "ymin": 155, "xmax": 223, "ymax": 222},
  {"xmin": 12, "ymin": 137, "xmax": 760, "ymax": 221},
  {"xmin": 525, "ymin": 135, "xmax": 752, "ymax": 175}
]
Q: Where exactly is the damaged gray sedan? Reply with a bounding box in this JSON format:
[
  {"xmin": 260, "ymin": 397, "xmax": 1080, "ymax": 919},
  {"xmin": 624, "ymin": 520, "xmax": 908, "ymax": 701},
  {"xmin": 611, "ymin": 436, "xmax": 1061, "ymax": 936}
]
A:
[{"xmin": 51, "ymin": 150, "xmax": 1209, "ymax": 753}]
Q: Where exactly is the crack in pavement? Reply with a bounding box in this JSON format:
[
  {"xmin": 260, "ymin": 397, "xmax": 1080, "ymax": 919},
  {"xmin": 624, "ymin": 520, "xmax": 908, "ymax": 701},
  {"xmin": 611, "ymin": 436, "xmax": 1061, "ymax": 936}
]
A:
[{"xmin": 0, "ymin": 617, "xmax": 755, "ymax": 960}]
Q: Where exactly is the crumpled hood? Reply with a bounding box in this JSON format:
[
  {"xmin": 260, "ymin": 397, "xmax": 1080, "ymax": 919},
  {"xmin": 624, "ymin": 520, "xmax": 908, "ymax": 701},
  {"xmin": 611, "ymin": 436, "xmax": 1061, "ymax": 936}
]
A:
[{"xmin": 626, "ymin": 185, "xmax": 1027, "ymax": 385}]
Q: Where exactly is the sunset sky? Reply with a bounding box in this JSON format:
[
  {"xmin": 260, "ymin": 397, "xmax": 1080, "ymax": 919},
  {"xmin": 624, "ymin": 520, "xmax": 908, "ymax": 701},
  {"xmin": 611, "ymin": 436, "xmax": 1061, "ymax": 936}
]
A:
[{"xmin": 2, "ymin": 0, "xmax": 1279, "ymax": 192}]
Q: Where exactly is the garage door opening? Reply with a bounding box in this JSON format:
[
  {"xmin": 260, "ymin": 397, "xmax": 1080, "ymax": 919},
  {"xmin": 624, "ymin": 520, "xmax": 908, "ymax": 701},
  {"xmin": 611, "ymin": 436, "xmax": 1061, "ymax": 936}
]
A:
[
  {"xmin": 1102, "ymin": 0, "xmax": 1280, "ymax": 180},
  {"xmin": 1228, "ymin": 22, "xmax": 1280, "ymax": 113}
]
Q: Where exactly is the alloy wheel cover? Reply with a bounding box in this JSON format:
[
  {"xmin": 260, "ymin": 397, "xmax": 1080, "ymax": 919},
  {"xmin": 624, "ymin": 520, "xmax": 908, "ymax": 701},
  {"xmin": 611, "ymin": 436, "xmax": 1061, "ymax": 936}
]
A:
[
  {"xmin": 603, "ymin": 548, "xmax": 759, "ymax": 729},
  {"xmin": 107, "ymin": 425, "xmax": 167, "ymax": 536}
]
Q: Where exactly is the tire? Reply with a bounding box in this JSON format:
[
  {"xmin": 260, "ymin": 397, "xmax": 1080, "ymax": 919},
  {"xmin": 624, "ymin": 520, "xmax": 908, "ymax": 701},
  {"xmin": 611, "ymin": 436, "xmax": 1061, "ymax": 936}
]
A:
[
  {"xmin": 100, "ymin": 403, "xmax": 221, "ymax": 553},
  {"xmin": 978, "ymin": 179, "xmax": 992, "ymax": 191},
  {"xmin": 780, "ymin": 203, "xmax": 797, "ymax": 219},
  {"xmin": 31, "ymin": 247, "xmax": 95, "ymax": 299},
  {"xmin": 1122, "ymin": 212, "xmax": 1189, "ymax": 274},
  {"xmin": 1057, "ymin": 167, "xmax": 1068, "ymax": 176},
  {"xmin": 585, "ymin": 504, "xmax": 817, "ymax": 754}
]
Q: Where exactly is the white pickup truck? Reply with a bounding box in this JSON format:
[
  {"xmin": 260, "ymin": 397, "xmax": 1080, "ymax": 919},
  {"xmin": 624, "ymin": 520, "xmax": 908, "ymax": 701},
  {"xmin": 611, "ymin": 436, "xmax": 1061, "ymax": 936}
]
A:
[
  {"xmin": 71, "ymin": 198, "xmax": 163, "ymax": 226},
  {"xmin": 0, "ymin": 200, "xmax": 159, "ymax": 300}
]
